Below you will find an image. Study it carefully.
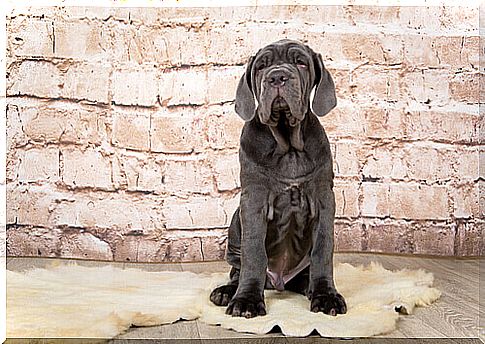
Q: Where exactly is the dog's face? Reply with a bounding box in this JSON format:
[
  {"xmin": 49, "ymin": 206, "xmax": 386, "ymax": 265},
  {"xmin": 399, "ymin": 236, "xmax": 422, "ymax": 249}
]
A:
[{"xmin": 235, "ymin": 39, "xmax": 337, "ymax": 125}]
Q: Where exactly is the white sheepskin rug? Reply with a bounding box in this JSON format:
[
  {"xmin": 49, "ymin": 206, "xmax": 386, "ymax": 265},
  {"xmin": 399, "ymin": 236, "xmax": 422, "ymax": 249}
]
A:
[{"xmin": 7, "ymin": 262, "xmax": 441, "ymax": 338}]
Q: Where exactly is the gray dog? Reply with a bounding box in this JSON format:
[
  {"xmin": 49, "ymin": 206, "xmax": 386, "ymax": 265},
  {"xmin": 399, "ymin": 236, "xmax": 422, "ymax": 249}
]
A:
[{"xmin": 210, "ymin": 39, "xmax": 347, "ymax": 318}]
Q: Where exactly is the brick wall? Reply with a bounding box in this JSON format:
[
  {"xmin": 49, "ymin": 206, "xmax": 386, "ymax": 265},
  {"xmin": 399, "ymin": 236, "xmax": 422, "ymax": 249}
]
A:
[{"xmin": 5, "ymin": 5, "xmax": 483, "ymax": 261}]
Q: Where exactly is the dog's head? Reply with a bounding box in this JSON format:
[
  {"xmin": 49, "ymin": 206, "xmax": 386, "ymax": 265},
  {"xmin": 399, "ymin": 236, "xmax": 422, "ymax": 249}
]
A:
[{"xmin": 235, "ymin": 39, "xmax": 336, "ymax": 126}]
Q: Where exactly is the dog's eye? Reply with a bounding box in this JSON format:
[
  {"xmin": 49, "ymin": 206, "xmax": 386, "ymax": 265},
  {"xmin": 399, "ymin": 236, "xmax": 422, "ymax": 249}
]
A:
[
  {"xmin": 256, "ymin": 63, "xmax": 266, "ymax": 71},
  {"xmin": 296, "ymin": 58, "xmax": 307, "ymax": 68}
]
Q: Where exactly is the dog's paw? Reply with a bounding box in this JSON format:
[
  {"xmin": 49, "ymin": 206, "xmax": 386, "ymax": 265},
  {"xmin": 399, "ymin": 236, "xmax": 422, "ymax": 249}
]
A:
[
  {"xmin": 210, "ymin": 285, "xmax": 238, "ymax": 306},
  {"xmin": 310, "ymin": 292, "xmax": 347, "ymax": 316},
  {"xmin": 225, "ymin": 298, "xmax": 267, "ymax": 318}
]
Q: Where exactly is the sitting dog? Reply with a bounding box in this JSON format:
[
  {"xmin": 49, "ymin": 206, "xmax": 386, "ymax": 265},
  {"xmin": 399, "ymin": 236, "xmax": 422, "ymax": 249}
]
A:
[{"xmin": 210, "ymin": 39, "xmax": 347, "ymax": 318}]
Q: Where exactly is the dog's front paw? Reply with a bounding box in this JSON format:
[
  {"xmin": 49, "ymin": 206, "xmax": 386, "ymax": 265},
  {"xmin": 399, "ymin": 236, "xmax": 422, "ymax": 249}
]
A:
[
  {"xmin": 310, "ymin": 292, "xmax": 347, "ymax": 316},
  {"xmin": 210, "ymin": 285, "xmax": 238, "ymax": 306},
  {"xmin": 226, "ymin": 297, "xmax": 267, "ymax": 318}
]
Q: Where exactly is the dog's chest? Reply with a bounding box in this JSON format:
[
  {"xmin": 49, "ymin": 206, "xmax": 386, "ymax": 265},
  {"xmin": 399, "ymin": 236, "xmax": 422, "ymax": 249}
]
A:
[
  {"xmin": 273, "ymin": 150, "xmax": 316, "ymax": 179},
  {"xmin": 264, "ymin": 179, "xmax": 316, "ymax": 291}
]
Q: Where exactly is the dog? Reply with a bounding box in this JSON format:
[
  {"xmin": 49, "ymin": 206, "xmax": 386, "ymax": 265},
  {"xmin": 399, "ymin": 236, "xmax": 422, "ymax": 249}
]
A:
[{"xmin": 210, "ymin": 39, "xmax": 347, "ymax": 318}]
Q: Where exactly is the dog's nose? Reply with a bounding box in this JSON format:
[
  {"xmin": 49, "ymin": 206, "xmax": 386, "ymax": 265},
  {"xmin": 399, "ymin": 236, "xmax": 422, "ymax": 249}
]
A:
[{"xmin": 267, "ymin": 70, "xmax": 289, "ymax": 87}]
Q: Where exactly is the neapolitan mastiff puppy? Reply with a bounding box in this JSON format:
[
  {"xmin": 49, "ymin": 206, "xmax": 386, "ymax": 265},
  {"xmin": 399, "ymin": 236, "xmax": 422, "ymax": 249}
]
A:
[{"xmin": 210, "ymin": 39, "xmax": 347, "ymax": 318}]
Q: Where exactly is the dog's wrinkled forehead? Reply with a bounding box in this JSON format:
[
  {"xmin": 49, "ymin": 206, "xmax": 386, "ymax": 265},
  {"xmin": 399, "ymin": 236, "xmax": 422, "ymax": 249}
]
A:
[{"xmin": 253, "ymin": 40, "xmax": 313, "ymax": 67}]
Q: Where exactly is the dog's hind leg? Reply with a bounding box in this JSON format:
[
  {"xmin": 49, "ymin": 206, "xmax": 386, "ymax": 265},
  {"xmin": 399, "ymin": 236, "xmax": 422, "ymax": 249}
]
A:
[{"xmin": 210, "ymin": 207, "xmax": 242, "ymax": 306}]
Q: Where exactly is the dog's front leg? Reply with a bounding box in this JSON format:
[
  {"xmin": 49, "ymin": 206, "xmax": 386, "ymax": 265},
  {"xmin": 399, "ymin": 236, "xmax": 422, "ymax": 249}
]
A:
[
  {"xmin": 226, "ymin": 186, "xmax": 268, "ymax": 318},
  {"xmin": 308, "ymin": 186, "xmax": 347, "ymax": 316}
]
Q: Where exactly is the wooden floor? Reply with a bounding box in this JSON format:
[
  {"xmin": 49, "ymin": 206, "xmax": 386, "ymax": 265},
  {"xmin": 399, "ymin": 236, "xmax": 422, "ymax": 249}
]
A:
[{"xmin": 6, "ymin": 253, "xmax": 484, "ymax": 344}]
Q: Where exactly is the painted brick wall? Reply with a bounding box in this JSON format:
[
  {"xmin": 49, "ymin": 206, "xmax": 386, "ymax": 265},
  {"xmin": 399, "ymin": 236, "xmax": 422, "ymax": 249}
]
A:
[{"xmin": 5, "ymin": 5, "xmax": 483, "ymax": 261}]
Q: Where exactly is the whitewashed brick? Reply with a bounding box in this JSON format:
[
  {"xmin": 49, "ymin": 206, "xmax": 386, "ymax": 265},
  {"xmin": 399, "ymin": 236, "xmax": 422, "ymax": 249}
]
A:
[
  {"xmin": 363, "ymin": 107, "xmax": 404, "ymax": 139},
  {"xmin": 151, "ymin": 107, "xmax": 205, "ymax": 153},
  {"xmin": 213, "ymin": 152, "xmax": 240, "ymax": 191},
  {"xmin": 54, "ymin": 20, "xmax": 109, "ymax": 60},
  {"xmin": 112, "ymin": 110, "xmax": 151, "ymax": 151},
  {"xmin": 62, "ymin": 62, "xmax": 111, "ymax": 103},
  {"xmin": 207, "ymin": 23, "xmax": 305, "ymax": 65},
  {"xmin": 404, "ymin": 110, "xmax": 480, "ymax": 144},
  {"xmin": 455, "ymin": 147, "xmax": 480, "ymax": 180},
  {"xmin": 366, "ymin": 220, "xmax": 414, "ymax": 254},
  {"xmin": 403, "ymin": 146, "xmax": 455, "ymax": 182},
  {"xmin": 164, "ymin": 26, "xmax": 208, "ymax": 66},
  {"xmin": 453, "ymin": 184, "xmax": 480, "ymax": 219},
  {"xmin": 449, "ymin": 72, "xmax": 480, "ymax": 104},
  {"xmin": 7, "ymin": 226, "xmax": 61, "ymax": 257},
  {"xmin": 163, "ymin": 197, "xmax": 227, "ymax": 229},
  {"xmin": 8, "ymin": 18, "xmax": 54, "ymax": 57},
  {"xmin": 319, "ymin": 101, "xmax": 365, "ymax": 138},
  {"xmin": 159, "ymin": 68, "xmax": 206, "ymax": 106},
  {"xmin": 362, "ymin": 183, "xmax": 390, "ymax": 218},
  {"xmin": 413, "ymin": 224, "xmax": 455, "ymax": 256},
  {"xmin": 7, "ymin": 184, "xmax": 58, "ymax": 228},
  {"xmin": 12, "ymin": 101, "xmax": 108, "ymax": 145},
  {"xmin": 112, "ymin": 66, "xmax": 158, "ymax": 106},
  {"xmin": 5, "ymin": 5, "xmax": 483, "ymax": 260},
  {"xmin": 18, "ymin": 147, "xmax": 59, "ymax": 182},
  {"xmin": 334, "ymin": 220, "xmax": 363, "ymax": 252},
  {"xmin": 205, "ymin": 104, "xmax": 244, "ymax": 150},
  {"xmin": 455, "ymin": 222, "xmax": 483, "ymax": 256},
  {"xmin": 403, "ymin": 35, "xmax": 440, "ymax": 67},
  {"xmin": 122, "ymin": 156, "xmax": 164, "ymax": 194},
  {"xmin": 390, "ymin": 184, "xmax": 449, "ymax": 220},
  {"xmin": 162, "ymin": 159, "xmax": 213, "ymax": 195},
  {"xmin": 201, "ymin": 233, "xmax": 227, "ymax": 261},
  {"xmin": 7, "ymin": 60, "xmax": 61, "ymax": 98},
  {"xmin": 398, "ymin": 69, "xmax": 450, "ymax": 106},
  {"xmin": 363, "ymin": 145, "xmax": 454, "ymax": 182},
  {"xmin": 60, "ymin": 232, "xmax": 113, "ymax": 260},
  {"xmin": 6, "ymin": 103, "xmax": 28, "ymax": 150},
  {"xmin": 207, "ymin": 66, "xmax": 244, "ymax": 104},
  {"xmin": 62, "ymin": 148, "xmax": 112, "ymax": 190},
  {"xmin": 362, "ymin": 148, "xmax": 406, "ymax": 180},
  {"xmin": 54, "ymin": 193, "xmax": 164, "ymax": 231},
  {"xmin": 335, "ymin": 141, "xmax": 361, "ymax": 177},
  {"xmin": 334, "ymin": 182, "xmax": 360, "ymax": 218}
]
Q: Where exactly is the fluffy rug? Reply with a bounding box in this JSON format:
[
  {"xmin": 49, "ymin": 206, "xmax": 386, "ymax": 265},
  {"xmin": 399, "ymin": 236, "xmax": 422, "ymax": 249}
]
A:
[{"xmin": 7, "ymin": 261, "xmax": 441, "ymax": 338}]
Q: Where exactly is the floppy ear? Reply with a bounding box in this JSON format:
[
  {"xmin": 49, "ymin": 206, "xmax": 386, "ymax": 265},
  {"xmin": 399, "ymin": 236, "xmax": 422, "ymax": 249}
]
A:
[
  {"xmin": 311, "ymin": 53, "xmax": 337, "ymax": 117},
  {"xmin": 235, "ymin": 56, "xmax": 256, "ymax": 121}
]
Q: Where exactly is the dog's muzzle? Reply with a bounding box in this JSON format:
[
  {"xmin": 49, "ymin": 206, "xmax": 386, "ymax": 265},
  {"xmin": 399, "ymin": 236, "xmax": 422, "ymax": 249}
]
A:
[
  {"xmin": 269, "ymin": 97, "xmax": 298, "ymax": 127},
  {"xmin": 259, "ymin": 66, "xmax": 304, "ymax": 127}
]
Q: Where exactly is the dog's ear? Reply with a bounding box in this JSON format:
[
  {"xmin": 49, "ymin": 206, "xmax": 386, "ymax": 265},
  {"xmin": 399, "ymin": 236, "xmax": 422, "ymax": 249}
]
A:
[
  {"xmin": 235, "ymin": 56, "xmax": 256, "ymax": 121},
  {"xmin": 311, "ymin": 53, "xmax": 337, "ymax": 117}
]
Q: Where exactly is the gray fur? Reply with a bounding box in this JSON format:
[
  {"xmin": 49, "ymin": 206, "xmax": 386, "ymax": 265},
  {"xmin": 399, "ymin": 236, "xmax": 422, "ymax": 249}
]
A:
[{"xmin": 210, "ymin": 40, "xmax": 347, "ymax": 318}]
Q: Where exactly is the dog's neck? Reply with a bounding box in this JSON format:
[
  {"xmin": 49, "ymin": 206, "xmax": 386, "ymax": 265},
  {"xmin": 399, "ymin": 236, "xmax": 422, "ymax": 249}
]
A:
[
  {"xmin": 266, "ymin": 113, "xmax": 308, "ymax": 155},
  {"xmin": 268, "ymin": 123, "xmax": 303, "ymax": 155}
]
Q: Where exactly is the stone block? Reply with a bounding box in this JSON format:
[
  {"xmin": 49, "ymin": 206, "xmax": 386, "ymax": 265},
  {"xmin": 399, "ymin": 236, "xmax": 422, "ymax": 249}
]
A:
[
  {"xmin": 62, "ymin": 148, "xmax": 112, "ymax": 190},
  {"xmin": 212, "ymin": 152, "xmax": 240, "ymax": 192},
  {"xmin": 334, "ymin": 182, "xmax": 360, "ymax": 218},
  {"xmin": 59, "ymin": 231, "xmax": 113, "ymax": 260},
  {"xmin": 413, "ymin": 223, "xmax": 455, "ymax": 255},
  {"xmin": 17, "ymin": 147, "xmax": 59, "ymax": 182},
  {"xmin": 7, "ymin": 60, "xmax": 61, "ymax": 98},
  {"xmin": 159, "ymin": 68, "xmax": 207, "ymax": 106},
  {"xmin": 62, "ymin": 62, "xmax": 111, "ymax": 104},
  {"xmin": 366, "ymin": 220, "xmax": 414, "ymax": 254},
  {"xmin": 361, "ymin": 183, "xmax": 390, "ymax": 218},
  {"xmin": 112, "ymin": 110, "xmax": 151, "ymax": 151},
  {"xmin": 112, "ymin": 66, "xmax": 158, "ymax": 106},
  {"xmin": 389, "ymin": 184, "xmax": 449, "ymax": 220}
]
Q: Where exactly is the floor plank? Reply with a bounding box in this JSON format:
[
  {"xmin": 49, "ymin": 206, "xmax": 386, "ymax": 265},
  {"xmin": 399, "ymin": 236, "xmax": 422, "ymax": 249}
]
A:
[
  {"xmin": 115, "ymin": 319, "xmax": 200, "ymax": 340},
  {"xmin": 371, "ymin": 256, "xmax": 479, "ymax": 338}
]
